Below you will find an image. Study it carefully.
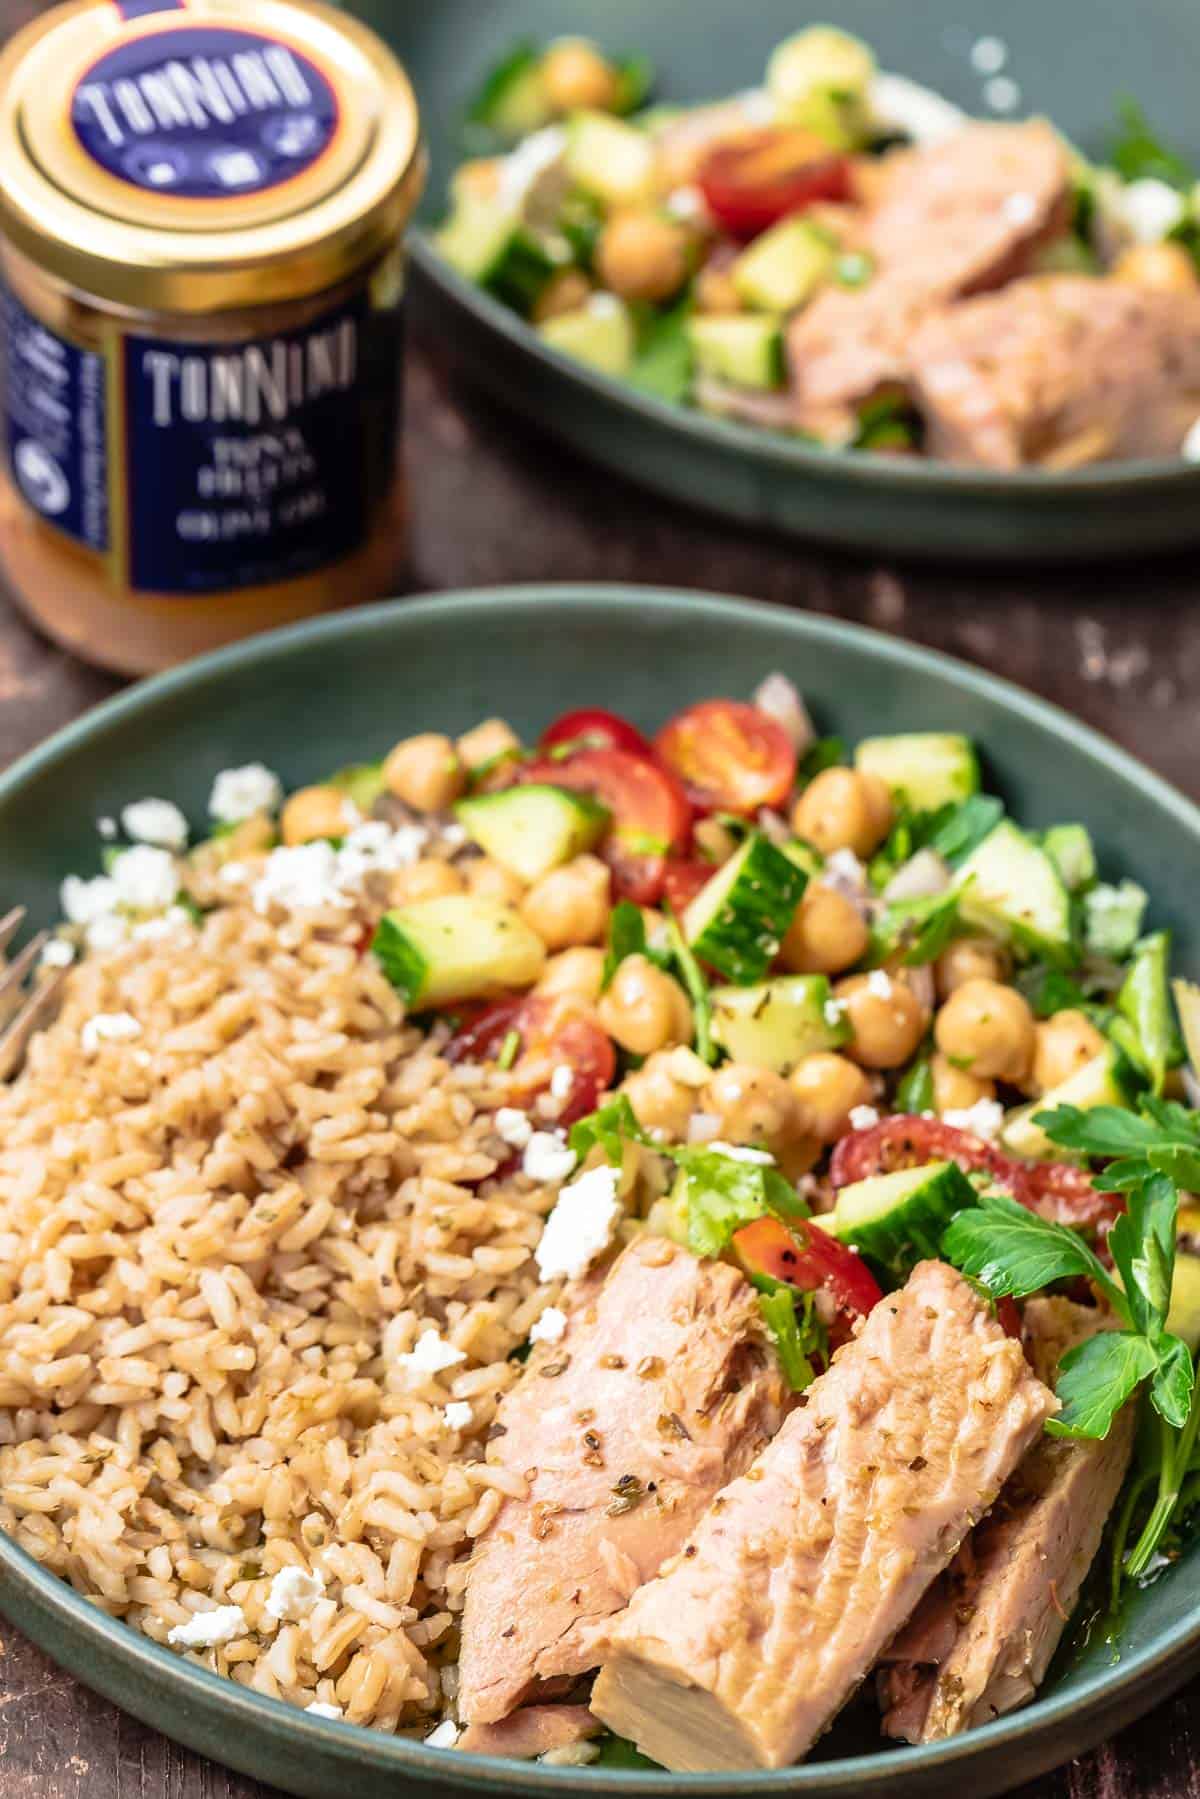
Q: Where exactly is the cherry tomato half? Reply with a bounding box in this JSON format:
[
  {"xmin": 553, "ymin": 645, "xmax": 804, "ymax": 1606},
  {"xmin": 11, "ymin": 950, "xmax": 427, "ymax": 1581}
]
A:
[
  {"xmin": 655, "ymin": 699, "xmax": 797, "ymax": 816},
  {"xmin": 733, "ymin": 1214, "xmax": 883, "ymax": 1322},
  {"xmin": 520, "ymin": 747, "xmax": 692, "ymax": 904},
  {"xmin": 445, "ymin": 993, "xmax": 615, "ymax": 1126},
  {"xmin": 697, "ymin": 127, "xmax": 853, "ymax": 239},
  {"xmin": 540, "ymin": 707, "xmax": 653, "ymax": 760},
  {"xmin": 661, "ymin": 858, "xmax": 718, "ymax": 913}
]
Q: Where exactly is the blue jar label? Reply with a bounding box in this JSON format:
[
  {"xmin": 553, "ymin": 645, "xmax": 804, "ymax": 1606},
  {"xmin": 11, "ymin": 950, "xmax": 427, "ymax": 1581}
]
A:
[
  {"xmin": 70, "ymin": 24, "xmax": 339, "ymax": 199},
  {"xmin": 2, "ymin": 286, "xmax": 109, "ymax": 552}
]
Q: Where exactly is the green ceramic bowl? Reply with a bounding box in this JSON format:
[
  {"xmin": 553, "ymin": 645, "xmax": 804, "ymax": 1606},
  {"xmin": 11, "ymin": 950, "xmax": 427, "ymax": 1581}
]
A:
[
  {"xmin": 352, "ymin": 0, "xmax": 1200, "ymax": 560},
  {"xmin": 0, "ymin": 587, "xmax": 1197, "ymax": 1797}
]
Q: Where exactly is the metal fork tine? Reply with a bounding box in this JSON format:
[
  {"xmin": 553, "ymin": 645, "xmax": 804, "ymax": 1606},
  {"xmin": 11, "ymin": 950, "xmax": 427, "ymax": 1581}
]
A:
[
  {"xmin": 0, "ymin": 966, "xmax": 67, "ymax": 1081},
  {"xmin": 0, "ymin": 931, "xmax": 48, "ymax": 1027},
  {"xmin": 0, "ymin": 906, "xmax": 26, "ymax": 958}
]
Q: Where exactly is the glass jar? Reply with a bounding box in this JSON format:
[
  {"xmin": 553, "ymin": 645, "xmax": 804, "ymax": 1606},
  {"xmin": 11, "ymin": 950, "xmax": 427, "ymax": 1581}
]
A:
[{"xmin": 0, "ymin": 0, "xmax": 423, "ymax": 674}]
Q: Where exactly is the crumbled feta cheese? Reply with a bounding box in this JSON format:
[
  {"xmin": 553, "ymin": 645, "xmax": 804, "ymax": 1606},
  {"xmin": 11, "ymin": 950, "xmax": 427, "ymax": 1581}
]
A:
[
  {"xmin": 868, "ymin": 72, "xmax": 966, "ymax": 146},
  {"xmin": 120, "ymin": 797, "xmax": 189, "ymax": 850},
  {"xmin": 264, "ymin": 1565, "xmax": 324, "ymax": 1622},
  {"xmin": 61, "ymin": 873, "xmax": 120, "ymax": 925},
  {"xmin": 97, "ymin": 815, "xmax": 117, "ymax": 840},
  {"xmin": 529, "ymin": 1306, "xmax": 568, "ymax": 1345},
  {"xmin": 40, "ymin": 938, "xmax": 75, "ymax": 969},
  {"xmin": 85, "ymin": 914, "xmax": 130, "ymax": 955},
  {"xmin": 866, "ymin": 968, "xmax": 894, "ymax": 1000},
  {"xmin": 686, "ymin": 1110, "xmax": 722, "ymax": 1143},
  {"xmin": 1182, "ymin": 417, "xmax": 1200, "ymax": 462},
  {"xmin": 1119, "ymin": 177, "xmax": 1186, "ymax": 245},
  {"xmin": 167, "ymin": 1604, "xmax": 246, "ymax": 1649},
  {"xmin": 306, "ymin": 1702, "xmax": 343, "ymax": 1720},
  {"xmin": 587, "ymin": 292, "xmax": 624, "ymax": 321},
  {"xmin": 535, "ymin": 1164, "xmax": 622, "ymax": 1282},
  {"xmin": 111, "ymin": 845, "xmax": 179, "ymax": 913},
  {"xmin": 823, "ymin": 998, "xmax": 846, "ymax": 1028},
  {"xmin": 969, "ymin": 34, "xmax": 1008, "ymax": 73},
  {"xmin": 443, "ymin": 1401, "xmax": 473, "ymax": 1431},
  {"xmin": 943, "ymin": 1099, "xmax": 1006, "ymax": 1141},
  {"xmin": 822, "ymin": 848, "xmax": 867, "ymax": 898},
  {"xmin": 706, "ymin": 1141, "xmax": 775, "ymax": 1165},
  {"xmin": 849, "ymin": 1105, "xmax": 881, "ymax": 1131},
  {"xmin": 549, "ymin": 1065, "xmax": 574, "ymax": 1101},
  {"xmin": 983, "ymin": 75, "xmax": 1021, "ymax": 113},
  {"xmin": 81, "ymin": 1012, "xmax": 142, "ymax": 1056},
  {"xmin": 498, "ymin": 125, "xmax": 566, "ymax": 210},
  {"xmin": 334, "ymin": 819, "xmax": 426, "ymax": 885},
  {"xmin": 665, "ymin": 183, "xmax": 710, "ymax": 224},
  {"xmin": 523, "ymin": 1131, "xmax": 578, "ymax": 1184},
  {"xmin": 425, "ymin": 1721, "xmax": 461, "ymax": 1749},
  {"xmin": 133, "ymin": 906, "xmax": 193, "ymax": 942},
  {"xmin": 253, "ymin": 841, "xmax": 348, "ymax": 914},
  {"xmin": 400, "ymin": 1328, "xmax": 466, "ymax": 1381},
  {"xmin": 209, "ymin": 763, "xmax": 283, "ymax": 823},
  {"xmin": 494, "ymin": 1107, "xmax": 533, "ymax": 1148}
]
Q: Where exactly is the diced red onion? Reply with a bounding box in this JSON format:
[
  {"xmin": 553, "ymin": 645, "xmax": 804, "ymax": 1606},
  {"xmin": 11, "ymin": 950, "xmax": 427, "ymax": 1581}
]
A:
[
  {"xmin": 752, "ymin": 673, "xmax": 815, "ymax": 754},
  {"xmin": 882, "ymin": 849, "xmax": 952, "ymax": 904}
]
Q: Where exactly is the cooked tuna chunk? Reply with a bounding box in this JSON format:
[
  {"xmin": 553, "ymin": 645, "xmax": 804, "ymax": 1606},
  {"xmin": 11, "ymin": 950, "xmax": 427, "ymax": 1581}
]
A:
[
  {"xmin": 457, "ymin": 1237, "xmax": 788, "ymax": 1725},
  {"xmin": 907, "ymin": 275, "xmax": 1200, "ymax": 467},
  {"xmin": 878, "ymin": 1297, "xmax": 1134, "ymax": 1742},
  {"xmin": 591, "ymin": 1261, "xmax": 1057, "ymax": 1771},
  {"xmin": 788, "ymin": 121, "xmax": 1070, "ymax": 434},
  {"xmin": 458, "ymin": 1706, "xmax": 601, "ymax": 1759}
]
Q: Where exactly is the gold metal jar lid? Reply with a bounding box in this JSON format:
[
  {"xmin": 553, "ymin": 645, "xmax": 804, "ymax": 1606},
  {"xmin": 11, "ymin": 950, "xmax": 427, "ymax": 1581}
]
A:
[{"xmin": 0, "ymin": 0, "xmax": 423, "ymax": 313}]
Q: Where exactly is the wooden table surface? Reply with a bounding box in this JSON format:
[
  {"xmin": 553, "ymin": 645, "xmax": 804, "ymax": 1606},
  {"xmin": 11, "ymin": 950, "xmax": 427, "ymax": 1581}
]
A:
[{"xmin": 2, "ymin": 2, "xmax": 1200, "ymax": 1786}]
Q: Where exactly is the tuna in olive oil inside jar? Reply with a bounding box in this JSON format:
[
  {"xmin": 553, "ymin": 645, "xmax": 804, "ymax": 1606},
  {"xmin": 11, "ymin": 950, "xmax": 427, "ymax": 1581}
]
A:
[{"xmin": 0, "ymin": 0, "xmax": 423, "ymax": 674}]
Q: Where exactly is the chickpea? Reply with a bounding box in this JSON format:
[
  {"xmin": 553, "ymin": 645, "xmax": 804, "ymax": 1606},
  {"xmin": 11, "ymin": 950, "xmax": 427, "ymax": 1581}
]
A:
[
  {"xmin": 622, "ymin": 1053, "xmax": 698, "ymax": 1139},
  {"xmin": 541, "ymin": 38, "xmax": 620, "ymax": 112},
  {"xmin": 695, "ymin": 263, "xmax": 743, "ymax": 315},
  {"xmin": 1030, "ymin": 1009, "xmax": 1107, "ymax": 1095},
  {"xmin": 776, "ymin": 1135, "xmax": 823, "ymax": 1183},
  {"xmin": 704, "ymin": 1063, "xmax": 801, "ymax": 1150},
  {"xmin": 935, "ymin": 978, "xmax": 1036, "ymax": 1083},
  {"xmin": 281, "ymin": 785, "xmax": 357, "ymax": 846},
  {"xmin": 536, "ymin": 945, "xmax": 606, "ymax": 1005},
  {"xmin": 834, "ymin": 970, "xmax": 928, "ymax": 1070},
  {"xmin": 453, "ymin": 158, "xmax": 503, "ymax": 205},
  {"xmin": 934, "ymin": 935, "xmax": 1009, "ymax": 999},
  {"xmin": 389, "ymin": 859, "xmax": 465, "ymax": 906},
  {"xmin": 521, "ymin": 854, "xmax": 611, "ymax": 951},
  {"xmin": 531, "ymin": 267, "xmax": 592, "ymax": 324},
  {"xmin": 465, "ymin": 855, "xmax": 526, "ymax": 906},
  {"xmin": 456, "ymin": 718, "xmax": 521, "ymax": 774},
  {"xmin": 790, "ymin": 767, "xmax": 893, "ymax": 858},
  {"xmin": 595, "ymin": 210, "xmax": 691, "ymax": 304},
  {"xmin": 789, "ymin": 1052, "xmax": 874, "ymax": 1143},
  {"xmin": 930, "ymin": 1051, "xmax": 996, "ymax": 1115},
  {"xmin": 779, "ymin": 881, "xmax": 869, "ymax": 975},
  {"xmin": 384, "ymin": 733, "xmax": 465, "ymax": 814},
  {"xmin": 693, "ymin": 816, "xmax": 739, "ymax": 866},
  {"xmin": 1112, "ymin": 241, "xmax": 1197, "ymax": 294},
  {"xmin": 597, "ymin": 955, "xmax": 693, "ymax": 1056}
]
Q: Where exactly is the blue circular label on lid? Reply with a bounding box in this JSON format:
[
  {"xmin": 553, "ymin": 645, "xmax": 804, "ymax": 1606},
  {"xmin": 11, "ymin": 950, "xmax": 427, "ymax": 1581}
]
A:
[{"xmin": 70, "ymin": 24, "xmax": 339, "ymax": 199}]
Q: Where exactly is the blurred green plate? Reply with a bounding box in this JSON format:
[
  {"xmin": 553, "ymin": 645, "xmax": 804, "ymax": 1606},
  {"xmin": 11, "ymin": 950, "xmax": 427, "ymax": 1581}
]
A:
[
  {"xmin": 0, "ymin": 587, "xmax": 1198, "ymax": 1792},
  {"xmin": 354, "ymin": 0, "xmax": 1200, "ymax": 559}
]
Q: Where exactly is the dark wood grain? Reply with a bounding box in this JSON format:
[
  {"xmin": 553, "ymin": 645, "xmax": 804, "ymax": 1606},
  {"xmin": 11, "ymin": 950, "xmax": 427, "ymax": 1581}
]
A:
[{"xmin": 1, "ymin": 5, "xmax": 1200, "ymax": 1790}]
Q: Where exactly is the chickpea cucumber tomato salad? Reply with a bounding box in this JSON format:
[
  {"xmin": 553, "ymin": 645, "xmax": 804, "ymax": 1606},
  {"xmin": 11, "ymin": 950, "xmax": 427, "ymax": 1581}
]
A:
[
  {"xmin": 435, "ymin": 27, "xmax": 1200, "ymax": 468},
  {"xmin": 53, "ymin": 672, "xmax": 1200, "ymax": 1684}
]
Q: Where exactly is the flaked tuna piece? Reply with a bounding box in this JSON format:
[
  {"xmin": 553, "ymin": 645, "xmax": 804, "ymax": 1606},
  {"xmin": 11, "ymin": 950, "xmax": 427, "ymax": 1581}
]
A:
[
  {"xmin": 788, "ymin": 120, "xmax": 1071, "ymax": 435},
  {"xmin": 458, "ymin": 1706, "xmax": 601, "ymax": 1759},
  {"xmin": 590, "ymin": 1261, "xmax": 1057, "ymax": 1771},
  {"xmin": 908, "ymin": 275, "xmax": 1200, "ymax": 467},
  {"xmin": 457, "ymin": 1237, "xmax": 788, "ymax": 1725},
  {"xmin": 878, "ymin": 1297, "xmax": 1134, "ymax": 1742}
]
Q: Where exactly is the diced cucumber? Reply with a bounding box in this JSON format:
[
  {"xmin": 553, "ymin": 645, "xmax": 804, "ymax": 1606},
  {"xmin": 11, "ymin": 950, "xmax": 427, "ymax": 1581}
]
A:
[
  {"xmin": 1109, "ymin": 930, "xmax": 1182, "ymax": 1093},
  {"xmin": 1041, "ymin": 824, "xmax": 1097, "ymax": 893},
  {"xmin": 1167, "ymin": 1252, "xmax": 1200, "ymax": 1352},
  {"xmin": 538, "ymin": 296, "xmax": 635, "ymax": 374},
  {"xmin": 710, "ymin": 974, "xmax": 849, "ymax": 1071},
  {"xmin": 435, "ymin": 206, "xmax": 559, "ymax": 313},
  {"xmin": 687, "ymin": 315, "xmax": 785, "ymax": 390},
  {"xmin": 372, "ymin": 896, "xmax": 546, "ymax": 1008},
  {"xmin": 455, "ymin": 783, "xmax": 609, "ymax": 883},
  {"xmin": 765, "ymin": 26, "xmax": 876, "ymax": 147},
  {"xmin": 683, "ymin": 833, "xmax": 808, "ymax": 985},
  {"xmin": 1082, "ymin": 879, "xmax": 1148, "ymax": 959},
  {"xmin": 953, "ymin": 820, "xmax": 1074, "ymax": 965},
  {"xmin": 327, "ymin": 762, "xmax": 385, "ymax": 813},
  {"xmin": 1173, "ymin": 977, "xmax": 1200, "ymax": 1079},
  {"xmin": 466, "ymin": 44, "xmax": 552, "ymax": 143},
  {"xmin": 733, "ymin": 216, "xmax": 834, "ymax": 313},
  {"xmin": 828, "ymin": 1160, "xmax": 977, "ymax": 1281},
  {"xmin": 854, "ymin": 733, "xmax": 980, "ymax": 812},
  {"xmin": 782, "ymin": 839, "xmax": 824, "ymax": 881},
  {"xmin": 1000, "ymin": 1047, "xmax": 1140, "ymax": 1160},
  {"xmin": 565, "ymin": 111, "xmax": 656, "ymax": 208}
]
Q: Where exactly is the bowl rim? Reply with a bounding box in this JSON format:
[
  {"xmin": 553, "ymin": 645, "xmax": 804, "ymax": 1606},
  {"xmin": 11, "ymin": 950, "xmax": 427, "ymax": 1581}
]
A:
[
  {"xmin": 2, "ymin": 581, "xmax": 1199, "ymax": 1795},
  {"xmin": 411, "ymin": 240, "xmax": 1200, "ymax": 496}
]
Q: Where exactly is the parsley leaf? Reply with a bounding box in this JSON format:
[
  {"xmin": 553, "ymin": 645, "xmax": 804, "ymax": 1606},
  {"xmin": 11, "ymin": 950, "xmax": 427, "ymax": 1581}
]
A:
[
  {"xmin": 568, "ymin": 1094, "xmax": 655, "ymax": 1164},
  {"xmin": 662, "ymin": 901, "xmax": 716, "ymax": 1065},
  {"xmin": 602, "ymin": 900, "xmax": 651, "ymax": 990},
  {"xmin": 1048, "ymin": 1332, "xmax": 1160, "ymax": 1439},
  {"xmin": 1111, "ymin": 98, "xmax": 1194, "ymax": 191},
  {"xmin": 924, "ymin": 794, "xmax": 1005, "ymax": 865},
  {"xmin": 627, "ymin": 298, "xmax": 694, "ymax": 405},
  {"xmin": 799, "ymin": 737, "xmax": 846, "ymax": 783},
  {"xmin": 1151, "ymin": 1333, "xmax": 1196, "ymax": 1430},
  {"xmin": 895, "ymin": 1052, "xmax": 934, "ymax": 1114},
  {"xmin": 871, "ymin": 886, "xmax": 964, "ymax": 967},
  {"xmin": 672, "ymin": 1147, "xmax": 806, "ymax": 1258},
  {"xmin": 757, "ymin": 1288, "xmax": 821, "ymax": 1392},
  {"xmin": 941, "ymin": 1191, "xmax": 1126, "ymax": 1318}
]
